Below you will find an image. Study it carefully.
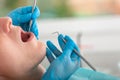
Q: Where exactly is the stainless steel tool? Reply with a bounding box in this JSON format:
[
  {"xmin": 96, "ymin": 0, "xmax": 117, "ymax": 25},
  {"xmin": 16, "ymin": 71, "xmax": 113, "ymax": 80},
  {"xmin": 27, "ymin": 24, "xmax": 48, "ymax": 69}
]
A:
[
  {"xmin": 29, "ymin": 0, "xmax": 37, "ymax": 32},
  {"xmin": 52, "ymin": 32, "xmax": 96, "ymax": 71}
]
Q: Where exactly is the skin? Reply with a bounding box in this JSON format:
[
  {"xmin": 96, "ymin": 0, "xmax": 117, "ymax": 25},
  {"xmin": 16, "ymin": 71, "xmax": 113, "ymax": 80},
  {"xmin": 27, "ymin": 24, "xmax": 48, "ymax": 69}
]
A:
[{"xmin": 0, "ymin": 17, "xmax": 46, "ymax": 80}]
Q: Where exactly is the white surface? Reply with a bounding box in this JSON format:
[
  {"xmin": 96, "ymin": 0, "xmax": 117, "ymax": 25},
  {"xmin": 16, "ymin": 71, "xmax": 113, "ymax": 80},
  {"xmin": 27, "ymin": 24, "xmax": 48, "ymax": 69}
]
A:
[
  {"xmin": 38, "ymin": 15, "xmax": 120, "ymax": 35},
  {"xmin": 38, "ymin": 15, "xmax": 120, "ymax": 52}
]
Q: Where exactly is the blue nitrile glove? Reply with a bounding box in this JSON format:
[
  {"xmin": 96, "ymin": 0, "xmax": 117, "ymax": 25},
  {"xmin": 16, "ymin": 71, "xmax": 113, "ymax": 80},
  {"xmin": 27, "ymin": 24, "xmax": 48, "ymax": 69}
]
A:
[
  {"xmin": 42, "ymin": 34, "xmax": 80, "ymax": 80},
  {"xmin": 69, "ymin": 68, "xmax": 120, "ymax": 80},
  {"xmin": 8, "ymin": 6, "xmax": 40, "ymax": 39}
]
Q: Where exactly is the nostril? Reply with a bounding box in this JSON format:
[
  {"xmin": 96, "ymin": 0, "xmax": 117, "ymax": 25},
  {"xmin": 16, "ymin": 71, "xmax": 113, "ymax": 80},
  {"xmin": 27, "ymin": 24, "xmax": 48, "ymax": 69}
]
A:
[
  {"xmin": 8, "ymin": 21, "xmax": 12, "ymax": 29},
  {"xmin": 9, "ymin": 21, "xmax": 12, "ymax": 26},
  {"xmin": 5, "ymin": 21, "xmax": 12, "ymax": 33},
  {"xmin": 0, "ymin": 17, "xmax": 13, "ymax": 33}
]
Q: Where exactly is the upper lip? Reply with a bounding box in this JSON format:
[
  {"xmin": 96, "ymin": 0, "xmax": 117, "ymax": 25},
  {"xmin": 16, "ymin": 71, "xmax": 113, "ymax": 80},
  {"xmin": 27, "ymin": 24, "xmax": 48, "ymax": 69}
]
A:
[{"xmin": 20, "ymin": 30, "xmax": 34, "ymax": 42}]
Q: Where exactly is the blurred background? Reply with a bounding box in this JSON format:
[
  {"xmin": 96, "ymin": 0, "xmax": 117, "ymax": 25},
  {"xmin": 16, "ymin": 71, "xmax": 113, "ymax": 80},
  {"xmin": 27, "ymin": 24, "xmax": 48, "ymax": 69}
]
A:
[
  {"xmin": 0, "ymin": 0, "xmax": 120, "ymax": 77},
  {"xmin": 1, "ymin": 0, "xmax": 120, "ymax": 18}
]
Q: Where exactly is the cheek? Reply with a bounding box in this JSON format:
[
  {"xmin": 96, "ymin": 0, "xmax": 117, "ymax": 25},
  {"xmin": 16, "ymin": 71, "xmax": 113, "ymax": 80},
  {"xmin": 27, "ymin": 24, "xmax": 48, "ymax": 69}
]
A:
[
  {"xmin": 0, "ymin": 48, "xmax": 25, "ymax": 76},
  {"xmin": 0, "ymin": 36, "xmax": 45, "ymax": 76},
  {"xmin": 0, "ymin": 39, "xmax": 28, "ymax": 76}
]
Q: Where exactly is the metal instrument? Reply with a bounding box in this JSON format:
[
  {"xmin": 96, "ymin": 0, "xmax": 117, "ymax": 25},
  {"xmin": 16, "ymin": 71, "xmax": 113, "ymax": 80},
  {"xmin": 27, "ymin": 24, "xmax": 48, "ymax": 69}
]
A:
[
  {"xmin": 53, "ymin": 32, "xmax": 96, "ymax": 71},
  {"xmin": 28, "ymin": 0, "xmax": 37, "ymax": 32}
]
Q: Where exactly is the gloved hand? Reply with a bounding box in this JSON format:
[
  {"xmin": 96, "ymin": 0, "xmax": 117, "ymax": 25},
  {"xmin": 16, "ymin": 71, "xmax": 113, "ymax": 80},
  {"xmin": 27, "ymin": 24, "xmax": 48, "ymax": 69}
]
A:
[
  {"xmin": 69, "ymin": 68, "xmax": 120, "ymax": 80},
  {"xmin": 8, "ymin": 6, "xmax": 40, "ymax": 39},
  {"xmin": 42, "ymin": 34, "xmax": 80, "ymax": 80}
]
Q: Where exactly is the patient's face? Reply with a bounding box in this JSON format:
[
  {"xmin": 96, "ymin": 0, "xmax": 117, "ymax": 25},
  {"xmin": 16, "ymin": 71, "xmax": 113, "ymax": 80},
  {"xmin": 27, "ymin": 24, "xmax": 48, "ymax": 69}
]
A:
[{"xmin": 0, "ymin": 17, "xmax": 46, "ymax": 77}]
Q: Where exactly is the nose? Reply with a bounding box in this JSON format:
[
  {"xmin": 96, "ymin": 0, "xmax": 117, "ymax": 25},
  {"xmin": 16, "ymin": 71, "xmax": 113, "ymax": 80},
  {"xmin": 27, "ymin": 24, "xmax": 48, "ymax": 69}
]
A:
[{"xmin": 0, "ymin": 17, "xmax": 12, "ymax": 33}]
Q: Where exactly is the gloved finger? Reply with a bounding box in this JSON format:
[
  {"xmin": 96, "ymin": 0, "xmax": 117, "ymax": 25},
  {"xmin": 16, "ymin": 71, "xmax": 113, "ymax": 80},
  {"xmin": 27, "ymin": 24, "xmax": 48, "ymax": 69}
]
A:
[
  {"xmin": 58, "ymin": 34, "xmax": 66, "ymax": 51},
  {"xmin": 62, "ymin": 39, "xmax": 75, "ymax": 57},
  {"xmin": 20, "ymin": 22, "xmax": 29, "ymax": 31},
  {"xmin": 71, "ymin": 52, "xmax": 80, "ymax": 62},
  {"xmin": 18, "ymin": 13, "xmax": 32, "ymax": 23},
  {"xmin": 30, "ymin": 19, "xmax": 39, "ymax": 39},
  {"xmin": 46, "ymin": 48, "xmax": 55, "ymax": 63},
  {"xmin": 64, "ymin": 35, "xmax": 80, "ymax": 59},
  {"xmin": 47, "ymin": 41, "xmax": 61, "ymax": 57},
  {"xmin": 32, "ymin": 6, "xmax": 40, "ymax": 19},
  {"xmin": 20, "ymin": 6, "xmax": 33, "ymax": 14}
]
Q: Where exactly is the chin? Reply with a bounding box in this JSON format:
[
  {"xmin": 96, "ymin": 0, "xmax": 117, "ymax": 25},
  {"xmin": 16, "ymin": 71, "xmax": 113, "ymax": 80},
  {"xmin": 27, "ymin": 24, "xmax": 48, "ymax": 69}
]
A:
[{"xmin": 36, "ymin": 41, "xmax": 46, "ymax": 63}]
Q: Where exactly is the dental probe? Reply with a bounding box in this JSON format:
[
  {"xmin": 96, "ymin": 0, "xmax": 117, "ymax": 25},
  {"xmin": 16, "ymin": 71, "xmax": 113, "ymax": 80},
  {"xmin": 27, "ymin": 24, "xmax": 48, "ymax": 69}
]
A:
[
  {"xmin": 28, "ymin": 0, "xmax": 37, "ymax": 32},
  {"xmin": 52, "ymin": 32, "xmax": 96, "ymax": 71}
]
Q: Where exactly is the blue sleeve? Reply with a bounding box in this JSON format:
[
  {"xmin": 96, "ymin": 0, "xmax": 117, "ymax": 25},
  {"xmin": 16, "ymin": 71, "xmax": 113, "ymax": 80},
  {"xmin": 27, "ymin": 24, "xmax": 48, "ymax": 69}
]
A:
[{"xmin": 69, "ymin": 68, "xmax": 120, "ymax": 80}]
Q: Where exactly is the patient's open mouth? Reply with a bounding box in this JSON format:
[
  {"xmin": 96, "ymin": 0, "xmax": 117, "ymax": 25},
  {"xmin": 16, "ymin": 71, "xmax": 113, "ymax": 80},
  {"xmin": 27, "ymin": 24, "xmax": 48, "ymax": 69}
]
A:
[{"xmin": 21, "ymin": 31, "xmax": 34, "ymax": 42}]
